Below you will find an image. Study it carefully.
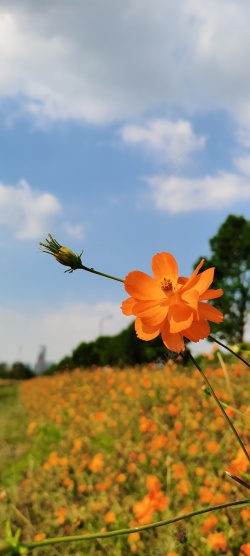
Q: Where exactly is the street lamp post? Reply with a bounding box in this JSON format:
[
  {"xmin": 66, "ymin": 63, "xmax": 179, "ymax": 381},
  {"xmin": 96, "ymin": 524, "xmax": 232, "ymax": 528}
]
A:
[{"xmin": 99, "ymin": 314, "xmax": 113, "ymax": 337}]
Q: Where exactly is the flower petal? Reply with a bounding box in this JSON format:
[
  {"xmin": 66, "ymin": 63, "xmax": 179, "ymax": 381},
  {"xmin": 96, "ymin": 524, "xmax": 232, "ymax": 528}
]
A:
[
  {"xmin": 200, "ymin": 288, "xmax": 223, "ymax": 300},
  {"xmin": 151, "ymin": 252, "xmax": 178, "ymax": 286},
  {"xmin": 192, "ymin": 259, "xmax": 205, "ymax": 277},
  {"xmin": 161, "ymin": 320, "xmax": 185, "ymax": 352},
  {"xmin": 178, "ymin": 260, "xmax": 204, "ymax": 288},
  {"xmin": 133, "ymin": 299, "xmax": 169, "ymax": 313},
  {"xmin": 168, "ymin": 304, "xmax": 195, "ymax": 333},
  {"xmin": 135, "ymin": 302, "xmax": 169, "ymax": 327},
  {"xmin": 198, "ymin": 301, "xmax": 223, "ymax": 323},
  {"xmin": 181, "ymin": 289, "xmax": 199, "ymax": 311},
  {"xmin": 135, "ymin": 317, "xmax": 161, "ymax": 341},
  {"xmin": 121, "ymin": 297, "xmax": 135, "ymax": 316},
  {"xmin": 178, "ymin": 276, "xmax": 188, "ymax": 286},
  {"xmin": 184, "ymin": 319, "xmax": 210, "ymax": 342},
  {"xmin": 181, "ymin": 267, "xmax": 215, "ymax": 296},
  {"xmin": 124, "ymin": 271, "xmax": 163, "ymax": 300}
]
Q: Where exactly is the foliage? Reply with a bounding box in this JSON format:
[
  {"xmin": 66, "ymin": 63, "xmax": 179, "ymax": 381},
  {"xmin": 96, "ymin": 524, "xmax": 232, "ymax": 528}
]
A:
[
  {"xmin": 0, "ymin": 382, "xmax": 30, "ymax": 492},
  {"xmin": 194, "ymin": 214, "xmax": 250, "ymax": 344},
  {"xmin": 0, "ymin": 364, "xmax": 8, "ymax": 379},
  {"xmin": 9, "ymin": 363, "xmax": 34, "ymax": 380},
  {"xmin": 0, "ymin": 363, "xmax": 34, "ymax": 381}
]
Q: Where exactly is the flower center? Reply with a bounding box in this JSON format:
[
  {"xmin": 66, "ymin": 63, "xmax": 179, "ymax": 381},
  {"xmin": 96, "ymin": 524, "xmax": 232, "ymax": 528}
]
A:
[{"xmin": 160, "ymin": 277, "xmax": 173, "ymax": 293}]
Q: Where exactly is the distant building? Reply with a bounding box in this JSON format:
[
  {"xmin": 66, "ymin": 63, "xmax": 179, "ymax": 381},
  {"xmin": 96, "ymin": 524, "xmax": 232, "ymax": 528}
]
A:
[{"xmin": 34, "ymin": 345, "xmax": 46, "ymax": 375}]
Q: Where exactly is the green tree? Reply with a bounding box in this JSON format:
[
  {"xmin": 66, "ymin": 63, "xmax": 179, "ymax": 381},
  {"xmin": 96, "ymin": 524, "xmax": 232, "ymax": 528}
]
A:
[
  {"xmin": 0, "ymin": 362, "xmax": 8, "ymax": 379},
  {"xmin": 194, "ymin": 214, "xmax": 250, "ymax": 344},
  {"xmin": 9, "ymin": 362, "xmax": 34, "ymax": 380}
]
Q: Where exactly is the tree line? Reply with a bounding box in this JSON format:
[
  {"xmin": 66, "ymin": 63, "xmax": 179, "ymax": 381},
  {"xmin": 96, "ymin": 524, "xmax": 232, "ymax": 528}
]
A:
[{"xmin": 0, "ymin": 361, "xmax": 34, "ymax": 380}]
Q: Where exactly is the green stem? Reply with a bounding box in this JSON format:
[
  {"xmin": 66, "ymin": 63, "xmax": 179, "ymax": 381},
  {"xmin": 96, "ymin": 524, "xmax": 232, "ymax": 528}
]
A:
[
  {"xmin": 209, "ymin": 335, "xmax": 250, "ymax": 368},
  {"xmin": 226, "ymin": 471, "xmax": 250, "ymax": 491},
  {"xmin": 80, "ymin": 264, "xmax": 124, "ymax": 283},
  {"xmin": 188, "ymin": 351, "xmax": 250, "ymax": 465},
  {"xmin": 20, "ymin": 499, "xmax": 250, "ymax": 551}
]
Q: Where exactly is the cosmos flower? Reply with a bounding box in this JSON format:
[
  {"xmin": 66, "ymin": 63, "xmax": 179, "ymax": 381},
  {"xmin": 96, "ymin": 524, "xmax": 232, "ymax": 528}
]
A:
[{"xmin": 121, "ymin": 252, "xmax": 223, "ymax": 353}]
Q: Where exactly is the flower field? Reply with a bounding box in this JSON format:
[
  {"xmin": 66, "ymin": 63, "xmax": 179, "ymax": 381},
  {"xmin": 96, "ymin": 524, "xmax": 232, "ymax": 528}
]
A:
[{"xmin": 1, "ymin": 356, "xmax": 250, "ymax": 555}]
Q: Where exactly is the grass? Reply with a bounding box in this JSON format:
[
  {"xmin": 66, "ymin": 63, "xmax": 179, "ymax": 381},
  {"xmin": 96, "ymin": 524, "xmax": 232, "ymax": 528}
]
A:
[
  {"xmin": 0, "ymin": 382, "xmax": 30, "ymax": 486},
  {"xmin": 0, "ymin": 381, "xmax": 33, "ymax": 551},
  {"xmin": 0, "ymin": 358, "xmax": 250, "ymax": 556}
]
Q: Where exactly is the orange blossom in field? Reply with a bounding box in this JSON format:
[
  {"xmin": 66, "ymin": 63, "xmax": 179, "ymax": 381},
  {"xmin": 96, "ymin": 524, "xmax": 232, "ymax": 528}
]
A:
[{"xmin": 121, "ymin": 252, "xmax": 223, "ymax": 353}]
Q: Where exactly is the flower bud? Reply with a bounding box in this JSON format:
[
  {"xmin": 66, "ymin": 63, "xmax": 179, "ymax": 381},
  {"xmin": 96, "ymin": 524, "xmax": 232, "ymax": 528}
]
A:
[
  {"xmin": 39, "ymin": 234, "xmax": 83, "ymax": 273},
  {"xmin": 54, "ymin": 246, "xmax": 80, "ymax": 268}
]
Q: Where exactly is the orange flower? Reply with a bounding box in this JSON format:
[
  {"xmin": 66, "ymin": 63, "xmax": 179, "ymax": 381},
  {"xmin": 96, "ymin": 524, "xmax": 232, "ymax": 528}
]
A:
[
  {"xmin": 201, "ymin": 514, "xmax": 218, "ymax": 533},
  {"xmin": 27, "ymin": 421, "xmax": 36, "ymax": 435},
  {"xmin": 230, "ymin": 448, "xmax": 250, "ymax": 474},
  {"xmin": 206, "ymin": 441, "xmax": 220, "ymax": 454},
  {"xmin": 172, "ymin": 462, "xmax": 187, "ymax": 479},
  {"xmin": 167, "ymin": 403, "xmax": 179, "ymax": 416},
  {"xmin": 137, "ymin": 453, "xmax": 146, "ymax": 463},
  {"xmin": 34, "ymin": 533, "xmax": 46, "ymax": 541},
  {"xmin": 207, "ymin": 532, "xmax": 227, "ymax": 551},
  {"xmin": 133, "ymin": 496, "xmax": 154, "ymax": 524},
  {"xmin": 77, "ymin": 484, "xmax": 87, "ymax": 493},
  {"xmin": 146, "ymin": 474, "xmax": 160, "ymax": 491},
  {"xmin": 121, "ymin": 252, "xmax": 223, "ymax": 353},
  {"xmin": 127, "ymin": 462, "xmax": 136, "ymax": 473},
  {"xmin": 241, "ymin": 544, "xmax": 250, "ymax": 556},
  {"xmin": 142, "ymin": 375, "xmax": 151, "ymax": 388},
  {"xmin": 174, "ymin": 421, "xmax": 182, "ymax": 433},
  {"xmin": 104, "ymin": 511, "xmax": 116, "ymax": 524},
  {"xmin": 176, "ymin": 479, "xmax": 191, "ymax": 495},
  {"xmin": 241, "ymin": 507, "xmax": 250, "ymax": 522},
  {"xmin": 199, "ymin": 486, "xmax": 214, "ymax": 504},
  {"xmin": 55, "ymin": 507, "xmax": 67, "ymax": 525},
  {"xmin": 188, "ymin": 443, "xmax": 198, "ymax": 455},
  {"xmin": 213, "ymin": 492, "xmax": 226, "ymax": 505},
  {"xmin": 88, "ymin": 453, "xmax": 104, "ymax": 473},
  {"xmin": 195, "ymin": 467, "xmax": 205, "ymax": 476},
  {"xmin": 128, "ymin": 532, "xmax": 140, "ymax": 544},
  {"xmin": 117, "ymin": 473, "xmax": 126, "ymax": 484},
  {"xmin": 150, "ymin": 433, "xmax": 167, "ymax": 452}
]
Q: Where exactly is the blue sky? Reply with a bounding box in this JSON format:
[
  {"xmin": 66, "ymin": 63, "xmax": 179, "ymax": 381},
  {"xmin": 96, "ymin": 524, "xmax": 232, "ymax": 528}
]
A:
[{"xmin": 1, "ymin": 1, "xmax": 250, "ymax": 367}]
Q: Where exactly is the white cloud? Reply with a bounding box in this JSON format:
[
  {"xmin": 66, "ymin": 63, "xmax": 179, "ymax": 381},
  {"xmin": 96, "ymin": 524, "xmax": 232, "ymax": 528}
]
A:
[
  {"xmin": 62, "ymin": 222, "xmax": 85, "ymax": 240},
  {"xmin": 0, "ymin": 1, "xmax": 250, "ymax": 124},
  {"xmin": 0, "ymin": 179, "xmax": 61, "ymax": 239},
  {"xmin": 119, "ymin": 119, "xmax": 206, "ymax": 160},
  {"xmin": 0, "ymin": 301, "xmax": 134, "ymax": 366},
  {"xmin": 234, "ymin": 155, "xmax": 250, "ymax": 177},
  {"xmin": 235, "ymin": 124, "xmax": 250, "ymax": 149},
  {"xmin": 147, "ymin": 171, "xmax": 250, "ymax": 213}
]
